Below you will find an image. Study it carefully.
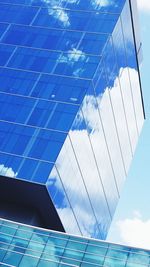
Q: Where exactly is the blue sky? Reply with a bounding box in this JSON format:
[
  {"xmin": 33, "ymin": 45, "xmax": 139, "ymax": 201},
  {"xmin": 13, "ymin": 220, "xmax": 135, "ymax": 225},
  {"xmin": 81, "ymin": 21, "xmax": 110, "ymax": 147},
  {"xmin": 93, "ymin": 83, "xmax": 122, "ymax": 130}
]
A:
[{"xmin": 107, "ymin": 0, "xmax": 150, "ymax": 249}]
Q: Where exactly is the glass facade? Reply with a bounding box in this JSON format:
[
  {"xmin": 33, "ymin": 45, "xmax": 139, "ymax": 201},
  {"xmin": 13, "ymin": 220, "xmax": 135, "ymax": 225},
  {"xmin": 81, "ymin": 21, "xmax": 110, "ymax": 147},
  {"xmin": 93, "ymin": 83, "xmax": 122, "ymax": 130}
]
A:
[
  {"xmin": 0, "ymin": 218, "xmax": 150, "ymax": 267},
  {"xmin": 0, "ymin": 0, "xmax": 144, "ymax": 239}
]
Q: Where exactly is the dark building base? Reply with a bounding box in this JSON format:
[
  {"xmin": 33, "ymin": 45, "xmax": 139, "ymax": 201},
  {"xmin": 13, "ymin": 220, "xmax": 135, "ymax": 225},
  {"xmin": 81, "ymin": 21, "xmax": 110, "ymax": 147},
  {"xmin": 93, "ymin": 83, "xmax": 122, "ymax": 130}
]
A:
[{"xmin": 0, "ymin": 175, "xmax": 65, "ymax": 232}]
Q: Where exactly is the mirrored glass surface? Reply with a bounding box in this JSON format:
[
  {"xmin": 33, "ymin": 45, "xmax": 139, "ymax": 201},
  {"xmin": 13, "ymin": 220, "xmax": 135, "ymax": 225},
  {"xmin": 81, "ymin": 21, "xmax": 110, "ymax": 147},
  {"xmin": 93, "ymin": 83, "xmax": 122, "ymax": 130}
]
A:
[
  {"xmin": 0, "ymin": 0, "xmax": 144, "ymax": 241},
  {"xmin": 0, "ymin": 218, "xmax": 150, "ymax": 267}
]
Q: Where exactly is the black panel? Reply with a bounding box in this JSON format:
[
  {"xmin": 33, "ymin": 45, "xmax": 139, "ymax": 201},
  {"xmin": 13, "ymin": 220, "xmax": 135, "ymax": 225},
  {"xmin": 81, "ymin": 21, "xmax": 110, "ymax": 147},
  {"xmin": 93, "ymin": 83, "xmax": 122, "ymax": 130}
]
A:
[{"xmin": 0, "ymin": 175, "xmax": 65, "ymax": 232}]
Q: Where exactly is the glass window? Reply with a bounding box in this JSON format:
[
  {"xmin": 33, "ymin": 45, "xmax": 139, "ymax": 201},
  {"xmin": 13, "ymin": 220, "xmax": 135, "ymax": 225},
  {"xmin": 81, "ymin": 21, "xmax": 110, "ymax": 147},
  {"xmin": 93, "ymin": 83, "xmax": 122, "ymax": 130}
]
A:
[
  {"xmin": 28, "ymin": 130, "xmax": 67, "ymax": 162},
  {"xmin": 86, "ymin": 244, "xmax": 107, "ymax": 256},
  {"xmin": 3, "ymin": 251, "xmax": 23, "ymax": 266},
  {"xmin": 66, "ymin": 240, "xmax": 87, "ymax": 252},
  {"xmin": 2, "ymin": 25, "xmax": 81, "ymax": 52},
  {"xmin": 112, "ymin": 18, "xmax": 126, "ymax": 72},
  {"xmin": 31, "ymin": 74, "xmax": 90, "ymax": 104},
  {"xmin": 37, "ymin": 259, "xmax": 59, "ymax": 267},
  {"xmin": 19, "ymin": 255, "xmax": 39, "ymax": 266},
  {"xmin": 33, "ymin": 8, "xmax": 118, "ymax": 34},
  {"xmin": 17, "ymin": 159, "xmax": 38, "ymax": 181},
  {"xmin": 63, "ymin": 249, "xmax": 83, "ymax": 261},
  {"xmin": 128, "ymin": 250, "xmax": 150, "ymax": 265},
  {"xmin": 0, "ymin": 67, "xmax": 39, "ymax": 96},
  {"xmin": 0, "ymin": 23, "xmax": 9, "ymax": 39},
  {"xmin": 0, "ymin": 234, "xmax": 12, "ymax": 245},
  {"xmin": 31, "ymin": 161, "xmax": 53, "ymax": 184},
  {"xmin": 7, "ymin": 47, "xmax": 60, "ymax": 73},
  {"xmin": 106, "ymin": 247, "xmax": 128, "ymax": 261},
  {"xmin": 79, "ymin": 33, "xmax": 108, "ymax": 55},
  {"xmin": 104, "ymin": 256, "xmax": 126, "ymax": 267},
  {"xmin": 0, "ymin": 44, "xmax": 15, "ymax": 66},
  {"xmin": 0, "ymin": 3, "xmax": 39, "ymax": 25},
  {"xmin": 83, "ymin": 252, "xmax": 104, "ymax": 265}
]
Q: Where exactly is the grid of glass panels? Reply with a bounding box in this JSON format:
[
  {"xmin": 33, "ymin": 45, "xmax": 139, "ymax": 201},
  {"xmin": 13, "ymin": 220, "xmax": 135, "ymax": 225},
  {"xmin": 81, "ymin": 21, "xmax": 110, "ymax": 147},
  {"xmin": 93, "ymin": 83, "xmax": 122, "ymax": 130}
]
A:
[
  {"xmin": 0, "ymin": 218, "xmax": 150, "ymax": 267},
  {"xmin": 0, "ymin": 0, "xmax": 144, "ymax": 240}
]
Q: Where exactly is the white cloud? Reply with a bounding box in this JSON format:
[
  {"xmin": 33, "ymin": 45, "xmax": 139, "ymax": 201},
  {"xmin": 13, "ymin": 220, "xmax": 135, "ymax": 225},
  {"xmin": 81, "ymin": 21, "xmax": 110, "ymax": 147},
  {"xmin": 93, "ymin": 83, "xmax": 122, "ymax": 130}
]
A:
[
  {"xmin": 0, "ymin": 164, "xmax": 17, "ymax": 177},
  {"xmin": 137, "ymin": 0, "xmax": 150, "ymax": 12},
  {"xmin": 116, "ymin": 212, "xmax": 150, "ymax": 249},
  {"xmin": 57, "ymin": 206, "xmax": 96, "ymax": 237},
  {"xmin": 48, "ymin": 8, "xmax": 70, "ymax": 27},
  {"xmin": 47, "ymin": 67, "xmax": 144, "ymax": 238},
  {"xmin": 58, "ymin": 49, "xmax": 86, "ymax": 64},
  {"xmin": 92, "ymin": 0, "xmax": 109, "ymax": 7},
  {"xmin": 36, "ymin": 0, "xmax": 71, "ymax": 27},
  {"xmin": 57, "ymin": 48, "xmax": 87, "ymax": 77},
  {"xmin": 63, "ymin": 0, "xmax": 78, "ymax": 3},
  {"xmin": 91, "ymin": 0, "xmax": 113, "ymax": 9}
]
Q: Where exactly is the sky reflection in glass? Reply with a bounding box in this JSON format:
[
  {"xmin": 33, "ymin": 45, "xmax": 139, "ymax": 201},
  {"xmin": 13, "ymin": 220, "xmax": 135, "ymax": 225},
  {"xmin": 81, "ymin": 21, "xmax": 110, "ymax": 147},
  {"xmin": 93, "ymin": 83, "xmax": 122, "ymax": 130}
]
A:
[
  {"xmin": 0, "ymin": 218, "xmax": 150, "ymax": 267},
  {"xmin": 0, "ymin": 0, "xmax": 144, "ymax": 239}
]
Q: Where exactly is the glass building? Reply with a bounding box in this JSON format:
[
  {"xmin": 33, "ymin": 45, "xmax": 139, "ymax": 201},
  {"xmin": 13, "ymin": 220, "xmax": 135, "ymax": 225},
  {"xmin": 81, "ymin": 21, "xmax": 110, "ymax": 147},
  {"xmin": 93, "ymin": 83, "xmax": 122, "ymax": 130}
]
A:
[
  {"xmin": 1, "ymin": 218, "xmax": 150, "ymax": 267},
  {"xmin": 0, "ymin": 0, "xmax": 144, "ymax": 240}
]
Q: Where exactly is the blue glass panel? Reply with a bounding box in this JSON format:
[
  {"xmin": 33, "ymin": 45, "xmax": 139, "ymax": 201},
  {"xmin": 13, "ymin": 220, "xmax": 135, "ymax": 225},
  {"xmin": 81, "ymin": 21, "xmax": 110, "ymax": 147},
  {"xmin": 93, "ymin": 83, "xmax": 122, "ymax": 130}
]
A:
[
  {"xmin": 19, "ymin": 255, "xmax": 39, "ymax": 266},
  {"xmin": 31, "ymin": 74, "xmax": 90, "ymax": 104},
  {"xmin": 0, "ymin": 67, "xmax": 39, "ymax": 96},
  {"xmin": 0, "ymin": 0, "xmax": 45, "ymax": 6},
  {"xmin": 32, "ymin": 161, "xmax": 54, "ymax": 183},
  {"xmin": 106, "ymin": 247, "xmax": 128, "ymax": 260},
  {"xmin": 46, "ymin": 103, "xmax": 79, "ymax": 131},
  {"xmin": 0, "ymin": 93, "xmax": 34, "ymax": 123},
  {"xmin": 17, "ymin": 159, "xmax": 38, "ymax": 181},
  {"xmin": 64, "ymin": 0, "xmax": 125, "ymax": 12},
  {"xmin": 121, "ymin": 0, "xmax": 138, "ymax": 69},
  {"xmin": 2, "ymin": 220, "xmax": 18, "ymax": 229},
  {"xmin": 33, "ymin": 9, "xmax": 119, "ymax": 34},
  {"xmin": 54, "ymin": 52, "xmax": 100, "ymax": 79},
  {"xmin": 104, "ymin": 257, "xmax": 126, "ymax": 267},
  {"xmin": 10, "ymin": 240, "xmax": 28, "ymax": 253},
  {"xmin": 0, "ymin": 249, "xmax": 8, "ymax": 262},
  {"xmin": 63, "ymin": 249, "xmax": 83, "ymax": 261},
  {"xmin": 37, "ymin": 259, "xmax": 59, "ymax": 267},
  {"xmin": 0, "ymin": 121, "xmax": 35, "ymax": 155},
  {"xmin": 79, "ymin": 33, "xmax": 108, "ymax": 55},
  {"xmin": 5, "ymin": 45, "xmax": 98, "ymax": 79},
  {"xmin": 0, "ymin": 23, "xmax": 9, "ymax": 39},
  {"xmin": 7, "ymin": 47, "xmax": 60, "ymax": 73},
  {"xmin": 2, "ymin": 25, "xmax": 82, "ymax": 52},
  {"xmin": 112, "ymin": 18, "xmax": 127, "ymax": 72},
  {"xmin": 2, "ymin": 24, "xmax": 108, "ymax": 56},
  {"xmin": 102, "ymin": 37, "xmax": 118, "ymax": 87},
  {"xmin": 128, "ymin": 249, "xmax": 150, "ymax": 264},
  {"xmin": 0, "ymin": 225, "xmax": 16, "ymax": 235},
  {"xmin": 0, "ymin": 3, "xmax": 39, "ymax": 25},
  {"xmin": 65, "ymin": 240, "xmax": 87, "ymax": 251},
  {"xmin": 0, "ymin": 44, "xmax": 15, "ymax": 66},
  {"xmin": 0, "ymin": 218, "xmax": 150, "ymax": 267},
  {"xmin": 86, "ymin": 244, "xmax": 107, "ymax": 256},
  {"xmin": 83, "ymin": 253, "xmax": 104, "ymax": 265},
  {"xmin": 0, "ymin": 232, "xmax": 13, "ymax": 244},
  {"xmin": 28, "ymin": 130, "xmax": 67, "ymax": 162},
  {"xmin": 0, "ymin": 0, "xmax": 126, "ymax": 12},
  {"xmin": 3, "ymin": 251, "xmax": 23, "ymax": 265}
]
